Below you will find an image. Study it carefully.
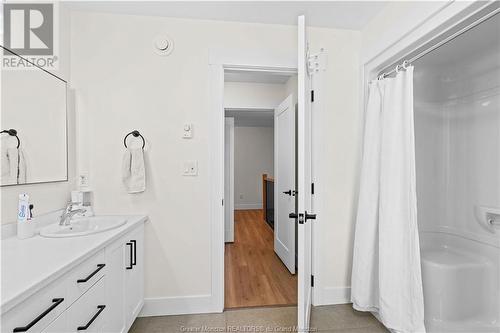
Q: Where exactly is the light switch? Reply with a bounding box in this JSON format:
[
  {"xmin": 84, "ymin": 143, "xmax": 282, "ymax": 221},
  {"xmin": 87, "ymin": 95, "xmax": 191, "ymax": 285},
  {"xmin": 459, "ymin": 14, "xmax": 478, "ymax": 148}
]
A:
[
  {"xmin": 183, "ymin": 123, "xmax": 193, "ymax": 138},
  {"xmin": 182, "ymin": 160, "xmax": 198, "ymax": 176}
]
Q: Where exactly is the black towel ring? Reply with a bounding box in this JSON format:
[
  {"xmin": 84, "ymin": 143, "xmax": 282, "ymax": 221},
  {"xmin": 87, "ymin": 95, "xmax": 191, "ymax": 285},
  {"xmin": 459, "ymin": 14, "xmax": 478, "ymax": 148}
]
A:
[
  {"xmin": 123, "ymin": 130, "xmax": 145, "ymax": 149},
  {"xmin": 1, "ymin": 129, "xmax": 20, "ymax": 148}
]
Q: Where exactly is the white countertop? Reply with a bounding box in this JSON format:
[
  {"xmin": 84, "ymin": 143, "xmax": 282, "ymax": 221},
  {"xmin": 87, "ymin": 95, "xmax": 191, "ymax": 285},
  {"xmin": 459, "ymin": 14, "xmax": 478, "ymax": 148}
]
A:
[{"xmin": 1, "ymin": 215, "xmax": 148, "ymax": 314}]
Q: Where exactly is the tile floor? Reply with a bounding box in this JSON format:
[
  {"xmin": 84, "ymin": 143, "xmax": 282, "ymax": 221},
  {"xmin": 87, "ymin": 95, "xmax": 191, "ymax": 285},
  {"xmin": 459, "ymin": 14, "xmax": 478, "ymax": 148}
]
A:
[{"xmin": 130, "ymin": 304, "xmax": 388, "ymax": 332}]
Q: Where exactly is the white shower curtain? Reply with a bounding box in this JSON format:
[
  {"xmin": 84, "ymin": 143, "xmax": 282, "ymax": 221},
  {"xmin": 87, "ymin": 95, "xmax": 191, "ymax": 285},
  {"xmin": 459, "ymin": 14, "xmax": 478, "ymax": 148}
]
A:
[{"xmin": 351, "ymin": 67, "xmax": 425, "ymax": 333}]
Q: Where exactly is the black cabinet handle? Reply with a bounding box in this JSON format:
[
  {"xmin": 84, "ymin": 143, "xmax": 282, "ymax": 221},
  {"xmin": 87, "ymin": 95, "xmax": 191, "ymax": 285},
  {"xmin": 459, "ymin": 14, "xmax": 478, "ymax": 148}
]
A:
[
  {"xmin": 283, "ymin": 190, "xmax": 292, "ymax": 195},
  {"xmin": 77, "ymin": 264, "xmax": 105, "ymax": 283},
  {"xmin": 130, "ymin": 240, "xmax": 137, "ymax": 266},
  {"xmin": 77, "ymin": 305, "xmax": 106, "ymax": 331},
  {"xmin": 126, "ymin": 242, "xmax": 133, "ymax": 269},
  {"xmin": 13, "ymin": 298, "xmax": 64, "ymax": 332}
]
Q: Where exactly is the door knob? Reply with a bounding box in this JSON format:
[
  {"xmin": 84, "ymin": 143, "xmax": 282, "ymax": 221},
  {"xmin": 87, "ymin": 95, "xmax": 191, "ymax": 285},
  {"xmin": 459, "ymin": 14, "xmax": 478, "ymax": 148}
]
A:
[{"xmin": 305, "ymin": 211, "xmax": 316, "ymax": 222}]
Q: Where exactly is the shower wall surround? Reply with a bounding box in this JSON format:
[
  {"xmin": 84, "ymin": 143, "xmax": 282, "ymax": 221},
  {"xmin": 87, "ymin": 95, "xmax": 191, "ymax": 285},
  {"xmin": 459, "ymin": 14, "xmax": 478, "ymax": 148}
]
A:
[{"xmin": 414, "ymin": 14, "xmax": 500, "ymax": 332}]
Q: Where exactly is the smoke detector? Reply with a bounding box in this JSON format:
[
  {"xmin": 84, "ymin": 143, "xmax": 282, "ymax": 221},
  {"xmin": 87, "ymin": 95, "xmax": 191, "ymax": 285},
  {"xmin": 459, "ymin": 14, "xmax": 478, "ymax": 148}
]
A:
[{"xmin": 153, "ymin": 35, "xmax": 174, "ymax": 56}]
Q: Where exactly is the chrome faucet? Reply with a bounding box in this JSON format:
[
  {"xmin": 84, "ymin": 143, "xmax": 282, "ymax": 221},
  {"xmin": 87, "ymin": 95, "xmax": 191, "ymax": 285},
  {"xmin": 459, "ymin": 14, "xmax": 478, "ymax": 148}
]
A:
[{"xmin": 59, "ymin": 203, "xmax": 86, "ymax": 226}]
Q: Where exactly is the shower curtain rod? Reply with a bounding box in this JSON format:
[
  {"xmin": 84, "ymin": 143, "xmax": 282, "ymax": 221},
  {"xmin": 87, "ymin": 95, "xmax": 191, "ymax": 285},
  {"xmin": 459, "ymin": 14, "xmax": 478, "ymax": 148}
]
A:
[{"xmin": 378, "ymin": 7, "xmax": 499, "ymax": 80}]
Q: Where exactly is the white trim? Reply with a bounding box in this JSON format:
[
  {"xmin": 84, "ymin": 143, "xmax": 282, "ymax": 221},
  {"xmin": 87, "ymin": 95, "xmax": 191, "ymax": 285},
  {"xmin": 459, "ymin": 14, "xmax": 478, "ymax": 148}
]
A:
[
  {"xmin": 209, "ymin": 48, "xmax": 298, "ymax": 315},
  {"xmin": 139, "ymin": 295, "xmax": 214, "ymax": 317},
  {"xmin": 364, "ymin": 1, "xmax": 493, "ymax": 80},
  {"xmin": 209, "ymin": 63, "xmax": 225, "ymax": 313},
  {"xmin": 235, "ymin": 203, "xmax": 262, "ymax": 210},
  {"xmin": 224, "ymin": 117, "xmax": 235, "ymax": 243}
]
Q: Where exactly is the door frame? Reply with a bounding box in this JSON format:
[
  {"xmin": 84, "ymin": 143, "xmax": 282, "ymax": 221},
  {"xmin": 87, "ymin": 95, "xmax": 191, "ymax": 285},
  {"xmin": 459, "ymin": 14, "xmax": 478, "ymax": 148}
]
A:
[
  {"xmin": 224, "ymin": 117, "xmax": 235, "ymax": 243},
  {"xmin": 209, "ymin": 50, "xmax": 297, "ymax": 312}
]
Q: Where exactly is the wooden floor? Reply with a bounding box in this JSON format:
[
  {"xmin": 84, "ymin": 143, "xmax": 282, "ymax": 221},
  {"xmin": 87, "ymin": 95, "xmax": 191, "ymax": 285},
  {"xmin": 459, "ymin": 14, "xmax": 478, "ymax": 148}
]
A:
[{"xmin": 224, "ymin": 209, "xmax": 297, "ymax": 309}]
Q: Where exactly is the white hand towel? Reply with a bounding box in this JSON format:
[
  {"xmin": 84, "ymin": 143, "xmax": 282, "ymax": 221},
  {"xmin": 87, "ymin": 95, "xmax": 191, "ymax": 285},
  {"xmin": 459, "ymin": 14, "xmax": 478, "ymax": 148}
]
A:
[
  {"xmin": 16, "ymin": 148, "xmax": 27, "ymax": 184},
  {"xmin": 1, "ymin": 148, "xmax": 27, "ymax": 185},
  {"xmin": 122, "ymin": 148, "xmax": 145, "ymax": 193}
]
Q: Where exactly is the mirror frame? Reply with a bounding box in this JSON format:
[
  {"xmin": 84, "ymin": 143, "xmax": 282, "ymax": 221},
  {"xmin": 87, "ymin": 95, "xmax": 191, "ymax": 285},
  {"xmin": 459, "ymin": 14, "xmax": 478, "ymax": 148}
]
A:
[{"xmin": 1, "ymin": 46, "xmax": 69, "ymax": 187}]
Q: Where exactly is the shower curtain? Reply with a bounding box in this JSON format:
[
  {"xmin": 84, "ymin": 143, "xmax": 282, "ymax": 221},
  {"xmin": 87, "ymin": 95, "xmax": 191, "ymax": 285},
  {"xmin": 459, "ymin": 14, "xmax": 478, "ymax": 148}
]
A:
[{"xmin": 351, "ymin": 67, "xmax": 425, "ymax": 333}]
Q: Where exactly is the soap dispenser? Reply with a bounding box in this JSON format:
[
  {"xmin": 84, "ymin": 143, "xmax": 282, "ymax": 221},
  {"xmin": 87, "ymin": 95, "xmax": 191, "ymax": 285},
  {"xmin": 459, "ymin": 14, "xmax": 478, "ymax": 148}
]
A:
[{"xmin": 17, "ymin": 193, "xmax": 35, "ymax": 239}]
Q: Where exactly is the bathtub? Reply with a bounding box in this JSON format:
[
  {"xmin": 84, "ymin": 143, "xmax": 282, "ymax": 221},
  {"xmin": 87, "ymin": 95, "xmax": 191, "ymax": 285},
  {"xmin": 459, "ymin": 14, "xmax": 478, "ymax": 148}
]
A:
[{"xmin": 420, "ymin": 231, "xmax": 500, "ymax": 332}]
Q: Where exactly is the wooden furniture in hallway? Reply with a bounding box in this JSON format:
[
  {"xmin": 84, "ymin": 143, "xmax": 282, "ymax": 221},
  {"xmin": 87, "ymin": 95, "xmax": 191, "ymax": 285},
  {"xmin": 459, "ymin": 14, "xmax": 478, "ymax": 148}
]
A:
[
  {"xmin": 224, "ymin": 209, "xmax": 297, "ymax": 309},
  {"xmin": 262, "ymin": 174, "xmax": 275, "ymax": 228}
]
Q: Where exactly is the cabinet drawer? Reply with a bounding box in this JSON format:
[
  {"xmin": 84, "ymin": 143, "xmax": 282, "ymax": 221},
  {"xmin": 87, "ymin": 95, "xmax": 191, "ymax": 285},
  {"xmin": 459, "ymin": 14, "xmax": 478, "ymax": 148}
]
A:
[
  {"xmin": 66, "ymin": 277, "xmax": 106, "ymax": 333},
  {"xmin": 1, "ymin": 279, "xmax": 66, "ymax": 333},
  {"xmin": 66, "ymin": 249, "xmax": 106, "ymax": 306}
]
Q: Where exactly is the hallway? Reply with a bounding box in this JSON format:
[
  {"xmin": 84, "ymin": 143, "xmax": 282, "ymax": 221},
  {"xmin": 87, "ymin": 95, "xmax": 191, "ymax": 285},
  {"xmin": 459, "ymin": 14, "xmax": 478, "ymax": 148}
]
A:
[{"xmin": 224, "ymin": 210, "xmax": 297, "ymax": 308}]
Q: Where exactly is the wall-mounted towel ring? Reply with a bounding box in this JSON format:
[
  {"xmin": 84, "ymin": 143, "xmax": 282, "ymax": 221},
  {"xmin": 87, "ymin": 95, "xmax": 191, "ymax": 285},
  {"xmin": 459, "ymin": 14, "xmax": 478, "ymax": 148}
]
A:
[
  {"xmin": 123, "ymin": 130, "xmax": 145, "ymax": 149},
  {"xmin": 1, "ymin": 129, "xmax": 20, "ymax": 148}
]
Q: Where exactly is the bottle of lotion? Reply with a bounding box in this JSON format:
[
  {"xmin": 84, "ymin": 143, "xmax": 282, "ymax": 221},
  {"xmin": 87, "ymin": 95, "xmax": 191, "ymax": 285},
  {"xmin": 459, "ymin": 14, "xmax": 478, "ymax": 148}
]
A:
[{"xmin": 17, "ymin": 193, "xmax": 35, "ymax": 239}]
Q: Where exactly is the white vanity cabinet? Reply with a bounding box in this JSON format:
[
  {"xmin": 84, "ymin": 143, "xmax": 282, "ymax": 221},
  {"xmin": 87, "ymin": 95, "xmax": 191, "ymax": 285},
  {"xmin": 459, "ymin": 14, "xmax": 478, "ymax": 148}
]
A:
[
  {"xmin": 1, "ymin": 220, "xmax": 145, "ymax": 333},
  {"xmin": 104, "ymin": 223, "xmax": 144, "ymax": 332},
  {"xmin": 124, "ymin": 225, "xmax": 144, "ymax": 330}
]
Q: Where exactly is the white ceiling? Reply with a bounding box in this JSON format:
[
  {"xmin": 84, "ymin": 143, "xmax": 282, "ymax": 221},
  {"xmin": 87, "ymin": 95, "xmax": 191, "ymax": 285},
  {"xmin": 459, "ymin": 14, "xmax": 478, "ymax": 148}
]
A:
[
  {"xmin": 65, "ymin": 1, "xmax": 387, "ymax": 30},
  {"xmin": 224, "ymin": 69, "xmax": 294, "ymax": 84},
  {"xmin": 225, "ymin": 109, "xmax": 274, "ymax": 127}
]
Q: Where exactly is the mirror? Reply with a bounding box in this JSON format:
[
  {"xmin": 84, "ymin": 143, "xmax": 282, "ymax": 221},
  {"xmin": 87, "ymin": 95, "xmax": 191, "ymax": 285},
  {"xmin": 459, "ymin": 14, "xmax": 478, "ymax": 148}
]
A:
[{"xmin": 1, "ymin": 48, "xmax": 68, "ymax": 186}]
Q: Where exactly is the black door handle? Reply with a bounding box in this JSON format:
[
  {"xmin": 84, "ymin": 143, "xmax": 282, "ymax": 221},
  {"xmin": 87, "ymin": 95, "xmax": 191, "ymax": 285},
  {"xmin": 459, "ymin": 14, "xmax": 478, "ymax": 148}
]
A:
[
  {"xmin": 77, "ymin": 264, "xmax": 105, "ymax": 283},
  {"xmin": 77, "ymin": 305, "xmax": 106, "ymax": 331},
  {"xmin": 283, "ymin": 190, "xmax": 297, "ymax": 196},
  {"xmin": 126, "ymin": 242, "xmax": 133, "ymax": 269},
  {"xmin": 130, "ymin": 240, "xmax": 137, "ymax": 266},
  {"xmin": 289, "ymin": 212, "xmax": 316, "ymax": 224},
  {"xmin": 13, "ymin": 298, "xmax": 64, "ymax": 332},
  {"xmin": 305, "ymin": 211, "xmax": 316, "ymax": 222}
]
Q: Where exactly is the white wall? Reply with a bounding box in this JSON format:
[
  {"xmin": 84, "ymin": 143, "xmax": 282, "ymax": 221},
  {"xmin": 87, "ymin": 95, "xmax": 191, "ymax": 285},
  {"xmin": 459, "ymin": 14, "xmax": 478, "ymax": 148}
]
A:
[
  {"xmin": 361, "ymin": 1, "xmax": 449, "ymax": 63},
  {"xmin": 0, "ymin": 5, "xmax": 75, "ymax": 224},
  {"xmin": 224, "ymin": 82, "xmax": 286, "ymax": 109},
  {"xmin": 70, "ymin": 10, "xmax": 361, "ymax": 312},
  {"xmin": 234, "ymin": 126, "xmax": 273, "ymax": 210}
]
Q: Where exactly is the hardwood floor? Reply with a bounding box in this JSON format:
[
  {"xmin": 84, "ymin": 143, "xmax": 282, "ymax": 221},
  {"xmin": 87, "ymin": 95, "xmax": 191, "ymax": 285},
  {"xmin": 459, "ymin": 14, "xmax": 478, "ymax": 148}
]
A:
[{"xmin": 224, "ymin": 209, "xmax": 297, "ymax": 309}]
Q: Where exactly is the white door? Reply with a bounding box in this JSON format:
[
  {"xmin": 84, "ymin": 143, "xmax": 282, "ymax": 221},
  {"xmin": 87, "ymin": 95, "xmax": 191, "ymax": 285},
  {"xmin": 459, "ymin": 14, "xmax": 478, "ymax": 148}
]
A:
[
  {"xmin": 224, "ymin": 117, "xmax": 235, "ymax": 243},
  {"xmin": 297, "ymin": 15, "xmax": 314, "ymax": 332},
  {"xmin": 274, "ymin": 94, "xmax": 296, "ymax": 274}
]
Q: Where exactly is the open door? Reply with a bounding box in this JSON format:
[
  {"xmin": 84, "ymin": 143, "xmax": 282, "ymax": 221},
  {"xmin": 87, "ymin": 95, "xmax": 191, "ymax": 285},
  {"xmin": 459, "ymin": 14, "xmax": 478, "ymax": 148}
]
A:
[
  {"xmin": 274, "ymin": 94, "xmax": 296, "ymax": 273},
  {"xmin": 295, "ymin": 15, "xmax": 314, "ymax": 332}
]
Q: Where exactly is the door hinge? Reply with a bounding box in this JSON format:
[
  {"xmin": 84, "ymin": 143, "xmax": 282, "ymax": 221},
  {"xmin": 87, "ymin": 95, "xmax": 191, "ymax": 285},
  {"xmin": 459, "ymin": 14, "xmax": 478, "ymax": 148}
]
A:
[
  {"xmin": 311, "ymin": 275, "xmax": 315, "ymax": 287},
  {"xmin": 310, "ymin": 90, "xmax": 314, "ymax": 102},
  {"xmin": 311, "ymin": 182, "xmax": 315, "ymax": 195}
]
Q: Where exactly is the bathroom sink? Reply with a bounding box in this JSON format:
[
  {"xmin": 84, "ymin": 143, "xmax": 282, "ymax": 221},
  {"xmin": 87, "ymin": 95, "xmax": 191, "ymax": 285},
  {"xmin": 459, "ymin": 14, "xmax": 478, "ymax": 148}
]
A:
[{"xmin": 40, "ymin": 216, "xmax": 127, "ymax": 238}]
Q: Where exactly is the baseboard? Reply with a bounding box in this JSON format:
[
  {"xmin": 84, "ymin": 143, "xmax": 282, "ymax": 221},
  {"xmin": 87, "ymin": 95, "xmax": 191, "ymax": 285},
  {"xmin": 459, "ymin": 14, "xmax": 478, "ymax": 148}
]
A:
[
  {"xmin": 235, "ymin": 203, "xmax": 262, "ymax": 210},
  {"xmin": 139, "ymin": 295, "xmax": 219, "ymax": 317},
  {"xmin": 316, "ymin": 286, "xmax": 351, "ymax": 306}
]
